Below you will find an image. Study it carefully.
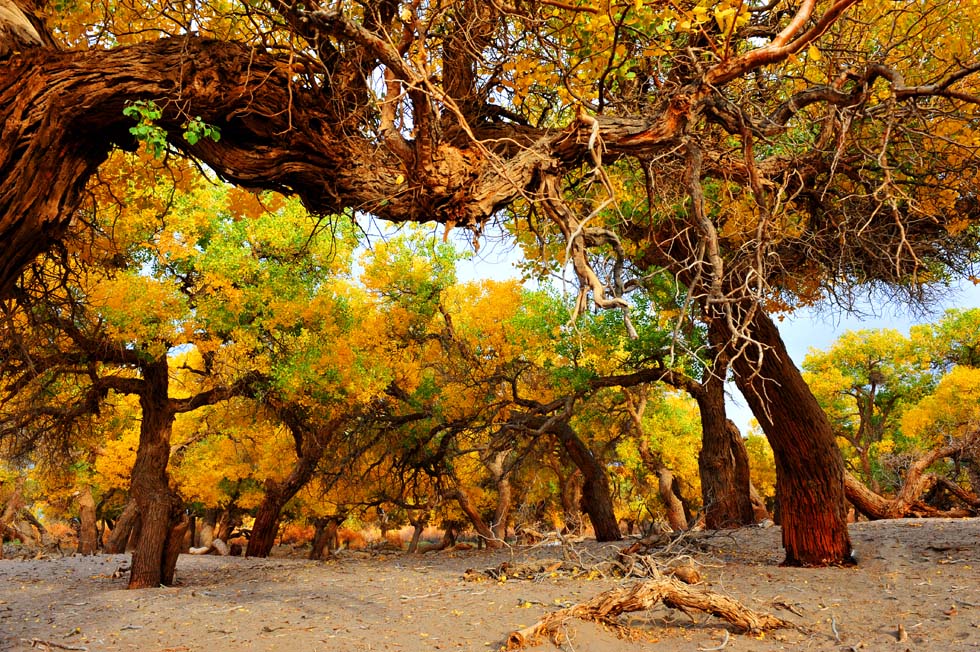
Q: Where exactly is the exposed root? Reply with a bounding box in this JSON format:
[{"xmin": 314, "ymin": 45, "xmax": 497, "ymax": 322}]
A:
[{"xmin": 505, "ymin": 577, "xmax": 792, "ymax": 649}]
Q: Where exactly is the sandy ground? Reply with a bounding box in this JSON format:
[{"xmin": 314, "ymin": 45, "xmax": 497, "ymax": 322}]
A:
[{"xmin": 1, "ymin": 518, "xmax": 979, "ymax": 651}]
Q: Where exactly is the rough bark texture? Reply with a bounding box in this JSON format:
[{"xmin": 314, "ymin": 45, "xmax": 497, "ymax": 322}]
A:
[
  {"xmin": 486, "ymin": 450, "xmax": 512, "ymax": 541},
  {"xmin": 845, "ymin": 431, "xmax": 980, "ymax": 519},
  {"xmin": 506, "ymin": 577, "xmax": 792, "ymax": 649},
  {"xmin": 547, "ymin": 421, "xmax": 621, "ymax": 542},
  {"xmin": 655, "ymin": 468, "xmax": 689, "ymax": 532},
  {"xmin": 75, "ymin": 485, "xmax": 98, "ymax": 555},
  {"xmin": 127, "ymin": 359, "xmax": 182, "ymax": 589},
  {"xmin": 245, "ymin": 409, "xmax": 342, "ymax": 558},
  {"xmin": 103, "ymin": 500, "xmax": 138, "ymax": 554},
  {"xmin": 693, "ymin": 325, "xmax": 756, "ymax": 529},
  {"xmin": 728, "ymin": 310, "xmax": 852, "ymax": 566}
]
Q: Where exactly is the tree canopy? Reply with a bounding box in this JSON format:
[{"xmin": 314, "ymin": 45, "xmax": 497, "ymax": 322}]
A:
[{"xmin": 3, "ymin": 0, "xmax": 980, "ymax": 569}]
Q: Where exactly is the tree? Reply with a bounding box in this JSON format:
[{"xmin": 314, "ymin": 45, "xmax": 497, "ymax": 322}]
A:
[
  {"xmin": 803, "ymin": 329, "xmax": 933, "ymax": 492},
  {"xmin": 4, "ymin": 0, "xmax": 980, "ymax": 566}
]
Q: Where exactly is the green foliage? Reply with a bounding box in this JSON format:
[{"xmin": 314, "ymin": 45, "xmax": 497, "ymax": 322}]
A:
[
  {"xmin": 122, "ymin": 100, "xmax": 168, "ymax": 158},
  {"xmin": 182, "ymin": 117, "xmax": 221, "ymax": 146}
]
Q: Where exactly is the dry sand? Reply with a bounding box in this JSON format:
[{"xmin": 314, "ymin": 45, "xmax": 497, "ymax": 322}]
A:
[{"xmin": 1, "ymin": 518, "xmax": 979, "ymax": 651}]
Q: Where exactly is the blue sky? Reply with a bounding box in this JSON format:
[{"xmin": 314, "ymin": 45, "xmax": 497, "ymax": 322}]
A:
[{"xmin": 451, "ymin": 230, "xmax": 980, "ymax": 436}]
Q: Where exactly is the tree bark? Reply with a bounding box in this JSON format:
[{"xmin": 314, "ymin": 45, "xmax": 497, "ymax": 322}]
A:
[
  {"xmin": 486, "ymin": 450, "xmax": 512, "ymax": 541},
  {"xmin": 549, "ymin": 420, "xmax": 621, "ymax": 542},
  {"xmin": 309, "ymin": 515, "xmax": 344, "ymax": 559},
  {"xmin": 445, "ymin": 486, "xmax": 503, "ymax": 549},
  {"xmin": 559, "ymin": 468, "xmax": 584, "ymax": 534},
  {"xmin": 697, "ymin": 330, "xmax": 756, "ymax": 529},
  {"xmin": 127, "ymin": 359, "xmax": 182, "ymax": 589},
  {"xmin": 656, "ymin": 467, "xmax": 689, "ymax": 531},
  {"xmin": 845, "ymin": 431, "xmax": 980, "ymax": 519},
  {"xmin": 75, "ymin": 485, "xmax": 98, "ymax": 555},
  {"xmin": 245, "ymin": 410, "xmax": 342, "ymax": 558},
  {"xmin": 246, "ymin": 485, "xmax": 287, "ymax": 558},
  {"xmin": 728, "ymin": 310, "xmax": 852, "ymax": 566},
  {"xmin": 195, "ymin": 508, "xmax": 217, "ymax": 548}
]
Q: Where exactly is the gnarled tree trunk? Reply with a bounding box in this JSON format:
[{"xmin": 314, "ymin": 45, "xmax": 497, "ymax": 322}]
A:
[
  {"xmin": 696, "ymin": 330, "xmax": 755, "ymax": 529},
  {"xmin": 845, "ymin": 431, "xmax": 980, "ymax": 519},
  {"xmin": 445, "ymin": 486, "xmax": 503, "ymax": 549},
  {"xmin": 246, "ymin": 409, "xmax": 342, "ymax": 558}
]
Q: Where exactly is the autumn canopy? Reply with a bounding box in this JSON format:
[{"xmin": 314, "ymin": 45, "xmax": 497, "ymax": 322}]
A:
[{"xmin": 1, "ymin": 0, "xmax": 979, "ymax": 587}]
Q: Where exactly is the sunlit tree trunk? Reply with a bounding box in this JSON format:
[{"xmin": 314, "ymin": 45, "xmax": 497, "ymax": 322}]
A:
[
  {"xmin": 728, "ymin": 310, "xmax": 852, "ymax": 566},
  {"xmin": 486, "ymin": 450, "xmax": 512, "ymax": 541},
  {"xmin": 127, "ymin": 359, "xmax": 183, "ymax": 589},
  {"xmin": 75, "ymin": 485, "xmax": 98, "ymax": 555}
]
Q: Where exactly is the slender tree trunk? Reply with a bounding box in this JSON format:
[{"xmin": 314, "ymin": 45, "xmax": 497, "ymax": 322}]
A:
[
  {"xmin": 127, "ymin": 360, "xmax": 182, "ymax": 589},
  {"xmin": 75, "ymin": 485, "xmax": 98, "ymax": 555},
  {"xmin": 728, "ymin": 310, "xmax": 852, "ymax": 566},
  {"xmin": 446, "ymin": 487, "xmax": 503, "ymax": 549},
  {"xmin": 407, "ymin": 514, "xmax": 427, "ymax": 553},
  {"xmin": 487, "ymin": 450, "xmax": 512, "ymax": 541}
]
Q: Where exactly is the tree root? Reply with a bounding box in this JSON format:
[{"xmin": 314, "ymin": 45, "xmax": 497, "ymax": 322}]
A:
[{"xmin": 505, "ymin": 577, "xmax": 792, "ymax": 649}]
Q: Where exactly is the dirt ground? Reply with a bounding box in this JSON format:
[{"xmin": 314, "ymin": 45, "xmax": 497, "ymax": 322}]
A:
[{"xmin": 1, "ymin": 518, "xmax": 979, "ymax": 651}]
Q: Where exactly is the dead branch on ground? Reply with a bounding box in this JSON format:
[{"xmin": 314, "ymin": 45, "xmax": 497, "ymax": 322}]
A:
[{"xmin": 505, "ymin": 577, "xmax": 792, "ymax": 649}]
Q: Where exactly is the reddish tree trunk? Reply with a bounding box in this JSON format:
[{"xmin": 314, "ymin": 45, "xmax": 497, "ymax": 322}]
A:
[
  {"xmin": 127, "ymin": 359, "xmax": 182, "ymax": 589},
  {"xmin": 697, "ymin": 330, "xmax": 755, "ymax": 529},
  {"xmin": 246, "ymin": 486, "xmax": 287, "ymax": 558},
  {"xmin": 246, "ymin": 408, "xmax": 341, "ymax": 558},
  {"xmin": 728, "ymin": 310, "xmax": 852, "ymax": 566}
]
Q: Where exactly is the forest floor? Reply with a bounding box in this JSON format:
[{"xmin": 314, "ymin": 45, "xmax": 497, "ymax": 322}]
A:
[{"xmin": 1, "ymin": 517, "xmax": 979, "ymax": 651}]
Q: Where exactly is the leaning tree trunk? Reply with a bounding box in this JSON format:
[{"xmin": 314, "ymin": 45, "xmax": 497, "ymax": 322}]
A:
[
  {"xmin": 246, "ymin": 485, "xmax": 289, "ymax": 558},
  {"xmin": 845, "ymin": 431, "xmax": 980, "ymax": 519},
  {"xmin": 127, "ymin": 360, "xmax": 183, "ymax": 589},
  {"xmin": 446, "ymin": 486, "xmax": 503, "ymax": 549},
  {"xmin": 549, "ymin": 420, "xmax": 621, "ymax": 542},
  {"xmin": 104, "ymin": 499, "xmax": 138, "ymax": 553},
  {"xmin": 247, "ymin": 407, "xmax": 341, "ymax": 558},
  {"xmin": 728, "ymin": 309, "xmax": 852, "ymax": 566}
]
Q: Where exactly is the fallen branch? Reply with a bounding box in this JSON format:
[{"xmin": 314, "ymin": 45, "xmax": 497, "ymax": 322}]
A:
[{"xmin": 505, "ymin": 577, "xmax": 792, "ymax": 649}]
